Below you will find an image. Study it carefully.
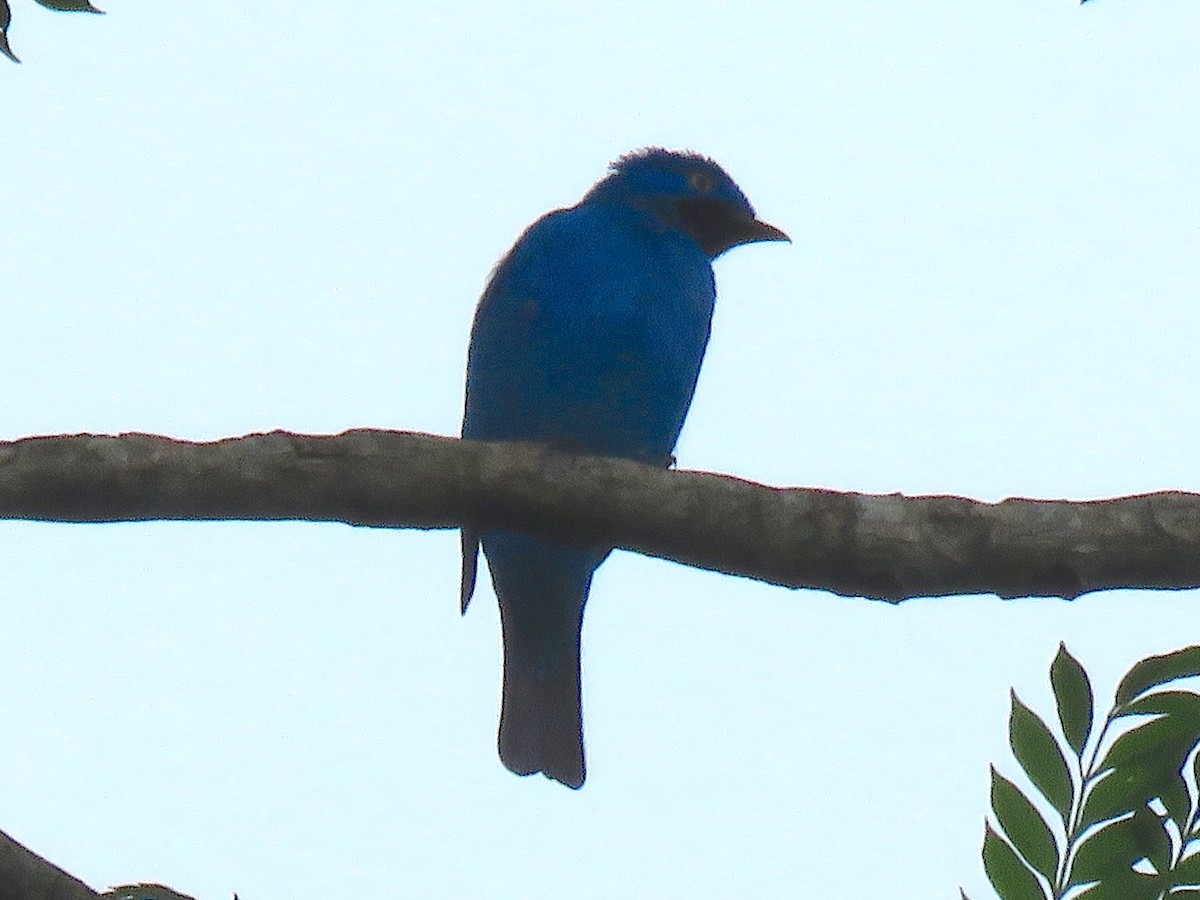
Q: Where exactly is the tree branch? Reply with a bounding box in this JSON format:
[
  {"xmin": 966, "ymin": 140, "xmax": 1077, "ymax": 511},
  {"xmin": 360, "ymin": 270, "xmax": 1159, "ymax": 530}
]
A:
[
  {"xmin": 1, "ymin": 429, "xmax": 1198, "ymax": 602},
  {"xmin": 0, "ymin": 827, "xmax": 99, "ymax": 899}
]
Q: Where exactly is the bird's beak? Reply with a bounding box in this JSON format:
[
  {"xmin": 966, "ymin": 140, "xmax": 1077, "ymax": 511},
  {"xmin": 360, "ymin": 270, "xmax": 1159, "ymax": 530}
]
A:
[
  {"xmin": 673, "ymin": 196, "xmax": 790, "ymax": 257},
  {"xmin": 719, "ymin": 213, "xmax": 790, "ymax": 257},
  {"xmin": 742, "ymin": 218, "xmax": 790, "ymax": 245}
]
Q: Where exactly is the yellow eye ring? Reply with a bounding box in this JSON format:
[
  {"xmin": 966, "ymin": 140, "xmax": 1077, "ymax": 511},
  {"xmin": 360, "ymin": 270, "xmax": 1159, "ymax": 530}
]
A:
[{"xmin": 688, "ymin": 170, "xmax": 715, "ymax": 193}]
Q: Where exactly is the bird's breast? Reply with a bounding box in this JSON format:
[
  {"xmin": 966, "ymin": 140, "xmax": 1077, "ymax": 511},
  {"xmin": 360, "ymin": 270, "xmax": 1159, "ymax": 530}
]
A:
[{"xmin": 464, "ymin": 205, "xmax": 717, "ymax": 461}]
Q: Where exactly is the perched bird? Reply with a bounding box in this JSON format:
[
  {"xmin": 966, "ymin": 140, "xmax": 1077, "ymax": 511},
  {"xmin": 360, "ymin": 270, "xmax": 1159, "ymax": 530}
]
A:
[{"xmin": 461, "ymin": 148, "xmax": 787, "ymax": 788}]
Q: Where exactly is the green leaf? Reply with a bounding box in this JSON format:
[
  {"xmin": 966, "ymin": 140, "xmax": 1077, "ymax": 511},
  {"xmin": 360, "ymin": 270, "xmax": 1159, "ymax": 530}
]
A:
[
  {"xmin": 1050, "ymin": 643, "xmax": 1094, "ymax": 756},
  {"xmin": 1173, "ymin": 848, "xmax": 1200, "ymax": 885},
  {"xmin": 1070, "ymin": 812, "xmax": 1153, "ymax": 885},
  {"xmin": 1080, "ymin": 763, "xmax": 1166, "ymax": 830},
  {"xmin": 1100, "ymin": 715, "xmax": 1199, "ymax": 773},
  {"xmin": 1073, "ymin": 870, "xmax": 1165, "ymax": 900},
  {"xmin": 1158, "ymin": 769, "xmax": 1193, "ymax": 834},
  {"xmin": 1120, "ymin": 690, "xmax": 1200, "ymax": 722},
  {"xmin": 32, "ymin": 0, "xmax": 104, "ymax": 12},
  {"xmin": 0, "ymin": 0, "xmax": 18, "ymax": 64},
  {"xmin": 1190, "ymin": 749, "xmax": 1200, "ymax": 826},
  {"xmin": 1082, "ymin": 714, "xmax": 1197, "ymax": 834},
  {"xmin": 983, "ymin": 823, "xmax": 1048, "ymax": 900},
  {"xmin": 990, "ymin": 766, "xmax": 1059, "ymax": 882},
  {"xmin": 1009, "ymin": 691, "xmax": 1074, "ymax": 822},
  {"xmin": 1130, "ymin": 805, "xmax": 1173, "ymax": 876},
  {"xmin": 1116, "ymin": 647, "xmax": 1200, "ymax": 707}
]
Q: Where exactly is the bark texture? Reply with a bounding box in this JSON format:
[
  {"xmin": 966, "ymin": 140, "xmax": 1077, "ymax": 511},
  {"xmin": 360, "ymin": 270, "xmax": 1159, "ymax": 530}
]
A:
[{"xmin": 2, "ymin": 429, "xmax": 1198, "ymax": 602}]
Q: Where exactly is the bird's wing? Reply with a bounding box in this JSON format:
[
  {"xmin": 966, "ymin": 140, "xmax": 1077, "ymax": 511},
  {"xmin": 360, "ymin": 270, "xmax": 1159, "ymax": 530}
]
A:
[{"xmin": 459, "ymin": 527, "xmax": 479, "ymax": 613}]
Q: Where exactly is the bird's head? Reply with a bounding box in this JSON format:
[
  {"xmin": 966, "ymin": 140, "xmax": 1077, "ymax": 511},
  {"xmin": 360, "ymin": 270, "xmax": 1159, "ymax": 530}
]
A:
[{"xmin": 583, "ymin": 147, "xmax": 789, "ymax": 258}]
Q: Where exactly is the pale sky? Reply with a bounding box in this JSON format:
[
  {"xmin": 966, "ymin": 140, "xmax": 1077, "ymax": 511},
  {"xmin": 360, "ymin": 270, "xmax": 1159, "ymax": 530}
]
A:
[{"xmin": 3, "ymin": 2, "xmax": 1199, "ymax": 898}]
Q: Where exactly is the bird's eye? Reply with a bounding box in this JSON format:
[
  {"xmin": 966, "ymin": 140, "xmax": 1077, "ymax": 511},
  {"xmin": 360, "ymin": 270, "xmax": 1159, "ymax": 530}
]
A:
[{"xmin": 688, "ymin": 170, "xmax": 715, "ymax": 193}]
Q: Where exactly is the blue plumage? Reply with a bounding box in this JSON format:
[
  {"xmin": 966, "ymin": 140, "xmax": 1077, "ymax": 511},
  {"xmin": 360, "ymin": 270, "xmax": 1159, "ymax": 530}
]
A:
[{"xmin": 461, "ymin": 148, "xmax": 787, "ymax": 787}]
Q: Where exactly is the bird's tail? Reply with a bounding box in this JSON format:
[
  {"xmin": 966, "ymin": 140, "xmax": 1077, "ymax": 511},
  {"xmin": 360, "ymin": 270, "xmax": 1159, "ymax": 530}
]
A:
[
  {"xmin": 498, "ymin": 618, "xmax": 586, "ymax": 789},
  {"xmin": 482, "ymin": 532, "xmax": 605, "ymax": 790}
]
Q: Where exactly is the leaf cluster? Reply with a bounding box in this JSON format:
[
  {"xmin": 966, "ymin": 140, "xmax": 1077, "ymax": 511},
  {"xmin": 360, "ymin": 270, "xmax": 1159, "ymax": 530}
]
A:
[
  {"xmin": 966, "ymin": 645, "xmax": 1200, "ymax": 900},
  {"xmin": 1, "ymin": 0, "xmax": 103, "ymax": 64}
]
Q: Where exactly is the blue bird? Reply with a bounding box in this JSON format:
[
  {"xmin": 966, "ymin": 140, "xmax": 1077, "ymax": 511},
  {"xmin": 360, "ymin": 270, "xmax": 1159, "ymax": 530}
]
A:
[{"xmin": 461, "ymin": 148, "xmax": 787, "ymax": 788}]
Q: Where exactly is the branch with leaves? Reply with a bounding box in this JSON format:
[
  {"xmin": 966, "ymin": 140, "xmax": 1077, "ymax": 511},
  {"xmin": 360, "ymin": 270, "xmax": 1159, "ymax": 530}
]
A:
[
  {"xmin": 970, "ymin": 645, "xmax": 1200, "ymax": 900},
  {"xmin": 3, "ymin": 429, "xmax": 1200, "ymax": 602},
  {"xmin": 1, "ymin": 0, "xmax": 103, "ymax": 64}
]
